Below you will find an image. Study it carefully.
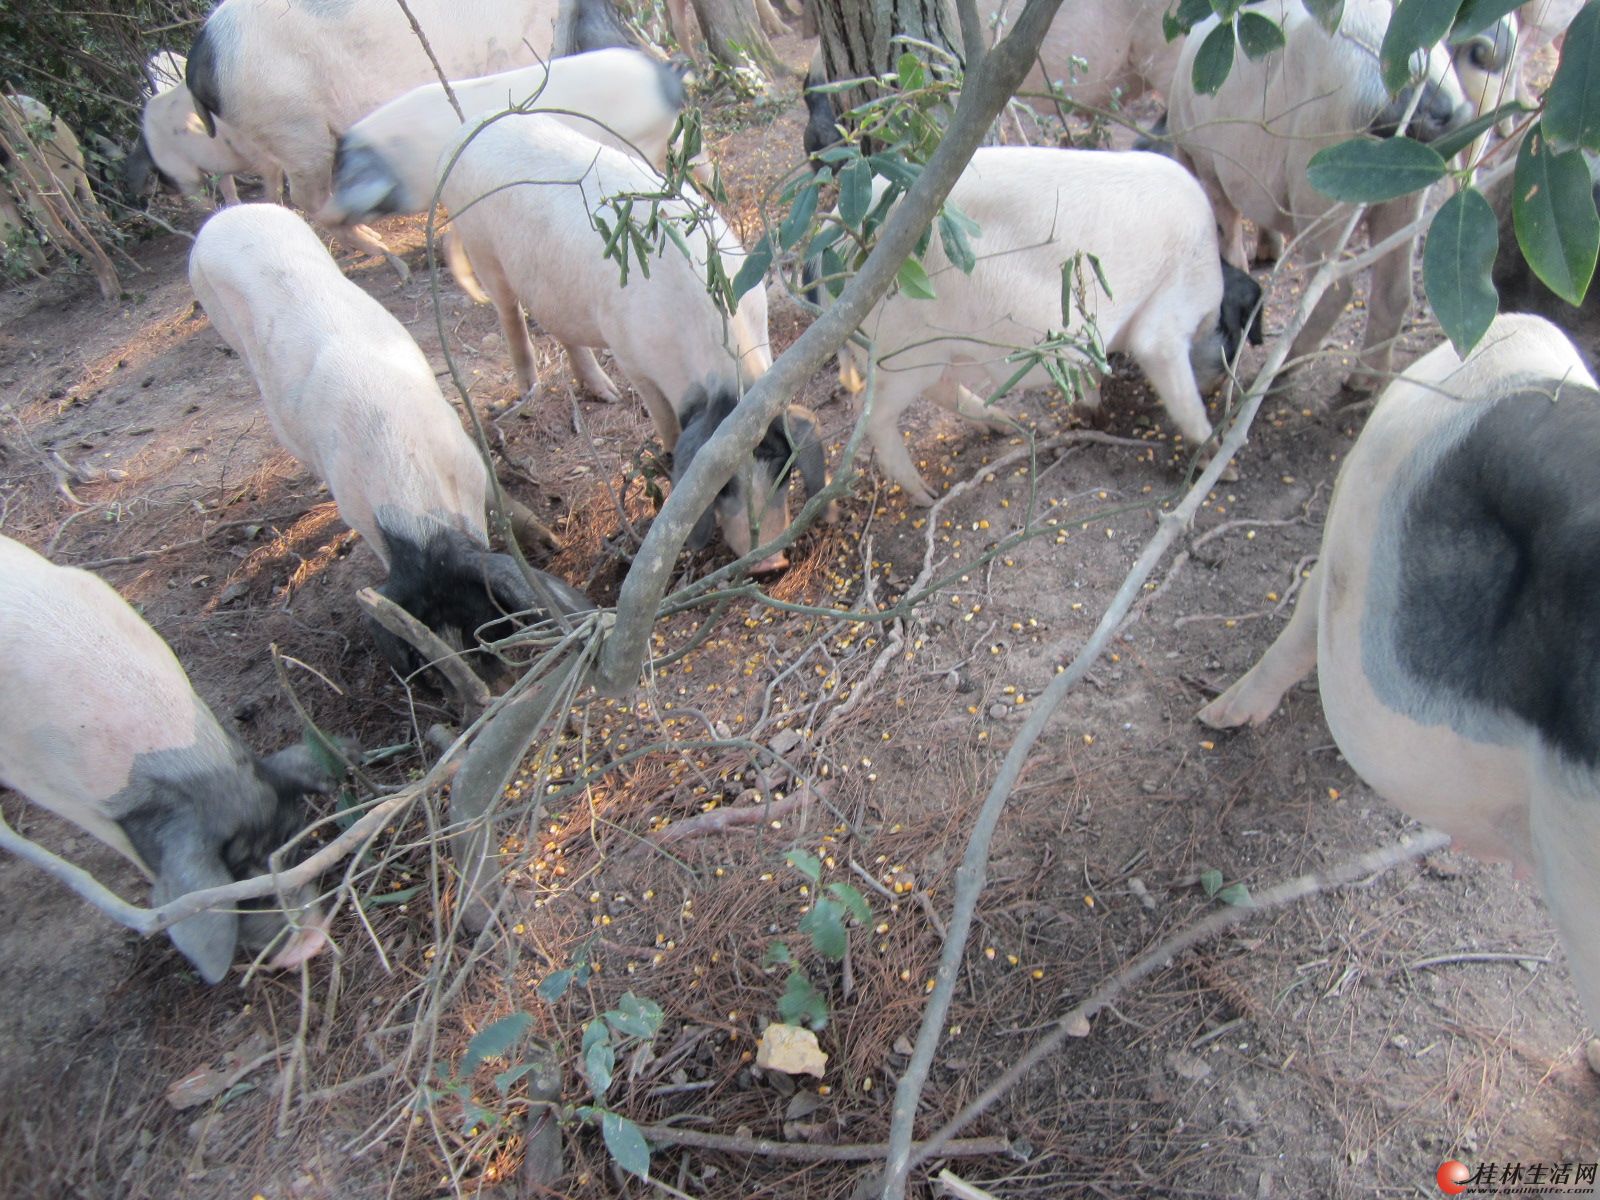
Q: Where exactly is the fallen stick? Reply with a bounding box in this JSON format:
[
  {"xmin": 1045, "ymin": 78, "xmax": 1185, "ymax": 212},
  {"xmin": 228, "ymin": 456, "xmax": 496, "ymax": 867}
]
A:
[
  {"xmin": 356, "ymin": 586, "xmax": 492, "ymax": 714},
  {"xmin": 637, "ymin": 1124, "xmax": 1012, "ymax": 1163},
  {"xmin": 629, "ymin": 787, "xmax": 816, "ymax": 859}
]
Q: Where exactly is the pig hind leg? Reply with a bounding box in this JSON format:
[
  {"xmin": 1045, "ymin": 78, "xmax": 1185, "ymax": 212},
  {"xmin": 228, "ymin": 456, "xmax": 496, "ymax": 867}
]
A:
[
  {"xmin": 1198, "ymin": 561, "xmax": 1322, "ymax": 728},
  {"xmin": 1529, "ymin": 754, "xmax": 1600, "ymax": 1031},
  {"xmin": 928, "ymin": 376, "xmax": 1013, "ymax": 434},
  {"xmin": 865, "ymin": 363, "xmax": 948, "ymax": 506}
]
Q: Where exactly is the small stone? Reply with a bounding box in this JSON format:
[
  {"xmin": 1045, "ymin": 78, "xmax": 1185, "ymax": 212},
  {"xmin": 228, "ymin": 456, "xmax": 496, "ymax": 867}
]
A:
[{"xmin": 1586, "ymin": 1038, "xmax": 1600, "ymax": 1076}]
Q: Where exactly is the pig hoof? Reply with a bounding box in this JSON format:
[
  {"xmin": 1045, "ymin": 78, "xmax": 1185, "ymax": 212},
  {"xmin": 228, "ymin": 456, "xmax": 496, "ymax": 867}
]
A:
[{"xmin": 1197, "ymin": 691, "xmax": 1269, "ymax": 729}]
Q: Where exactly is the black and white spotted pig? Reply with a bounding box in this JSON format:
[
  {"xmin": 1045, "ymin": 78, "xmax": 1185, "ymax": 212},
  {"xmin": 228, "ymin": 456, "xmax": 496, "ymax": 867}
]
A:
[
  {"xmin": 188, "ymin": 203, "xmax": 591, "ymax": 673},
  {"xmin": 1200, "ymin": 313, "xmax": 1600, "ymax": 1029},
  {"xmin": 0, "ymin": 534, "xmax": 334, "ymax": 983}
]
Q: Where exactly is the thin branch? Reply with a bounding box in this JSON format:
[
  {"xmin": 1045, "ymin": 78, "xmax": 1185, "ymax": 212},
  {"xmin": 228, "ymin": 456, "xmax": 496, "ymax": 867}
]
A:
[
  {"xmin": 393, "ymin": 0, "xmax": 463, "ymax": 120},
  {"xmin": 0, "ymin": 808, "xmax": 158, "ymax": 935},
  {"xmin": 636, "ymin": 1124, "xmax": 1012, "ymax": 1162},
  {"xmin": 356, "ymin": 586, "xmax": 493, "ymax": 715},
  {"xmin": 628, "ymin": 786, "xmax": 816, "ymax": 859},
  {"xmin": 1406, "ymin": 950, "xmax": 1552, "ymax": 971}
]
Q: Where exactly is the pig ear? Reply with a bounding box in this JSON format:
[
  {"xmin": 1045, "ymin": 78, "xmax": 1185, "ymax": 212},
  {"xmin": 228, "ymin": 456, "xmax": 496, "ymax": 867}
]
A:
[
  {"xmin": 152, "ymin": 843, "xmax": 238, "ymax": 985},
  {"xmin": 785, "ymin": 409, "xmax": 828, "ymax": 500},
  {"xmin": 260, "ymin": 741, "xmax": 349, "ymax": 796}
]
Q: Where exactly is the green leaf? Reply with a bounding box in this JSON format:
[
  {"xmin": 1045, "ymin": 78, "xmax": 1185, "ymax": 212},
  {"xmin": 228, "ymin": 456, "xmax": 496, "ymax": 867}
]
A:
[
  {"xmin": 537, "ymin": 967, "xmax": 575, "ymax": 1003},
  {"xmin": 493, "ymin": 1062, "xmax": 540, "ymax": 1096},
  {"xmin": 601, "ymin": 1111, "xmax": 652, "ymax": 1179},
  {"xmin": 762, "ymin": 941, "xmax": 793, "ymax": 967},
  {"xmin": 938, "ymin": 209, "xmax": 977, "ymax": 273},
  {"xmin": 1192, "ymin": 21, "xmax": 1237, "ymax": 95},
  {"xmin": 462, "ymin": 1099, "xmax": 498, "ymax": 1135},
  {"xmin": 799, "ymin": 898, "xmax": 849, "ymax": 960},
  {"xmin": 1208, "ymin": 0, "xmax": 1241, "ymax": 19},
  {"xmin": 1449, "ymin": 0, "xmax": 1523, "ymax": 40},
  {"xmin": 779, "ymin": 181, "xmax": 820, "ymax": 251},
  {"xmin": 1379, "ymin": 0, "xmax": 1460, "ymax": 94},
  {"xmin": 1216, "ymin": 883, "xmax": 1255, "ymax": 907},
  {"xmin": 838, "ymin": 157, "xmax": 872, "ymax": 229},
  {"xmin": 868, "ymin": 153, "xmax": 922, "ymax": 189},
  {"xmin": 785, "ymin": 848, "xmax": 821, "ymax": 883},
  {"xmin": 1512, "ymin": 124, "xmax": 1600, "ymax": 305},
  {"xmin": 460, "ymin": 1012, "xmax": 533, "ymax": 1075},
  {"xmin": 361, "ymin": 884, "xmax": 422, "ymax": 909},
  {"xmin": 605, "ymin": 992, "xmax": 665, "ymax": 1040},
  {"xmin": 1306, "ymin": 136, "xmax": 1447, "ymax": 202},
  {"xmin": 778, "ymin": 969, "xmax": 830, "ymax": 1030},
  {"xmin": 1164, "ymin": 0, "xmax": 1215, "ymax": 39},
  {"xmin": 821, "ymin": 245, "xmax": 847, "ymax": 298},
  {"xmin": 827, "ymin": 882, "xmax": 871, "ymax": 924},
  {"xmin": 1084, "ymin": 251, "xmax": 1113, "ymax": 301},
  {"xmin": 1199, "ymin": 868, "xmax": 1224, "ymax": 897},
  {"xmin": 1423, "ymin": 185, "xmax": 1499, "ymax": 355},
  {"xmin": 731, "ymin": 235, "xmax": 772, "ymax": 302},
  {"xmin": 1428, "ymin": 104, "xmax": 1532, "ymax": 162},
  {"xmin": 1303, "ymin": 0, "xmax": 1344, "ymax": 33},
  {"xmin": 628, "ymin": 227, "xmax": 651, "ymax": 279},
  {"xmin": 1545, "ymin": 2, "xmax": 1600, "ymax": 151},
  {"xmin": 662, "ymin": 220, "xmax": 691, "ymax": 260},
  {"xmin": 896, "ymin": 51, "xmax": 926, "ymax": 91},
  {"xmin": 896, "ymin": 255, "xmax": 937, "ymax": 300},
  {"xmin": 1236, "ymin": 11, "xmax": 1286, "ymax": 58},
  {"xmin": 584, "ymin": 1029, "xmax": 615, "ymax": 1098}
]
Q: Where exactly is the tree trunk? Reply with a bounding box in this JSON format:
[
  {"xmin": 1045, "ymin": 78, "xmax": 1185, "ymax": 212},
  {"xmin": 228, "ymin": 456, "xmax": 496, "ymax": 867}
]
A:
[
  {"xmin": 687, "ymin": 0, "xmax": 781, "ymax": 74},
  {"xmin": 813, "ymin": 0, "xmax": 966, "ymax": 115}
]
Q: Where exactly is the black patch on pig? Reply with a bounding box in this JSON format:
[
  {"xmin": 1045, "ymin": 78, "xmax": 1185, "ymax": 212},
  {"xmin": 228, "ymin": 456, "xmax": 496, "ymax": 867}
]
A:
[
  {"xmin": 185, "ymin": 21, "xmax": 224, "ymax": 137},
  {"xmin": 674, "ymin": 387, "xmax": 821, "ymax": 552},
  {"xmin": 1218, "ymin": 260, "xmax": 1264, "ymax": 359},
  {"xmin": 652, "ymin": 58, "xmax": 689, "ymax": 112},
  {"xmin": 1392, "ymin": 382, "xmax": 1600, "ymax": 766},
  {"xmin": 330, "ymin": 138, "xmax": 404, "ymax": 218},
  {"xmin": 123, "ymin": 132, "xmax": 178, "ymax": 199},
  {"xmin": 117, "ymin": 755, "xmax": 310, "ymax": 884},
  {"xmin": 1132, "ymin": 111, "xmax": 1174, "ymax": 157},
  {"xmin": 802, "ymin": 57, "xmax": 841, "ymax": 171},
  {"xmin": 370, "ymin": 524, "xmax": 592, "ymax": 677}
]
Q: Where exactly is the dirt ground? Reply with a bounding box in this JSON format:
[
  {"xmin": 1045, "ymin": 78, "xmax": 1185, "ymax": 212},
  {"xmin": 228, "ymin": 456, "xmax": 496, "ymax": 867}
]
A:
[{"xmin": 2, "ymin": 32, "xmax": 1598, "ymax": 1200}]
